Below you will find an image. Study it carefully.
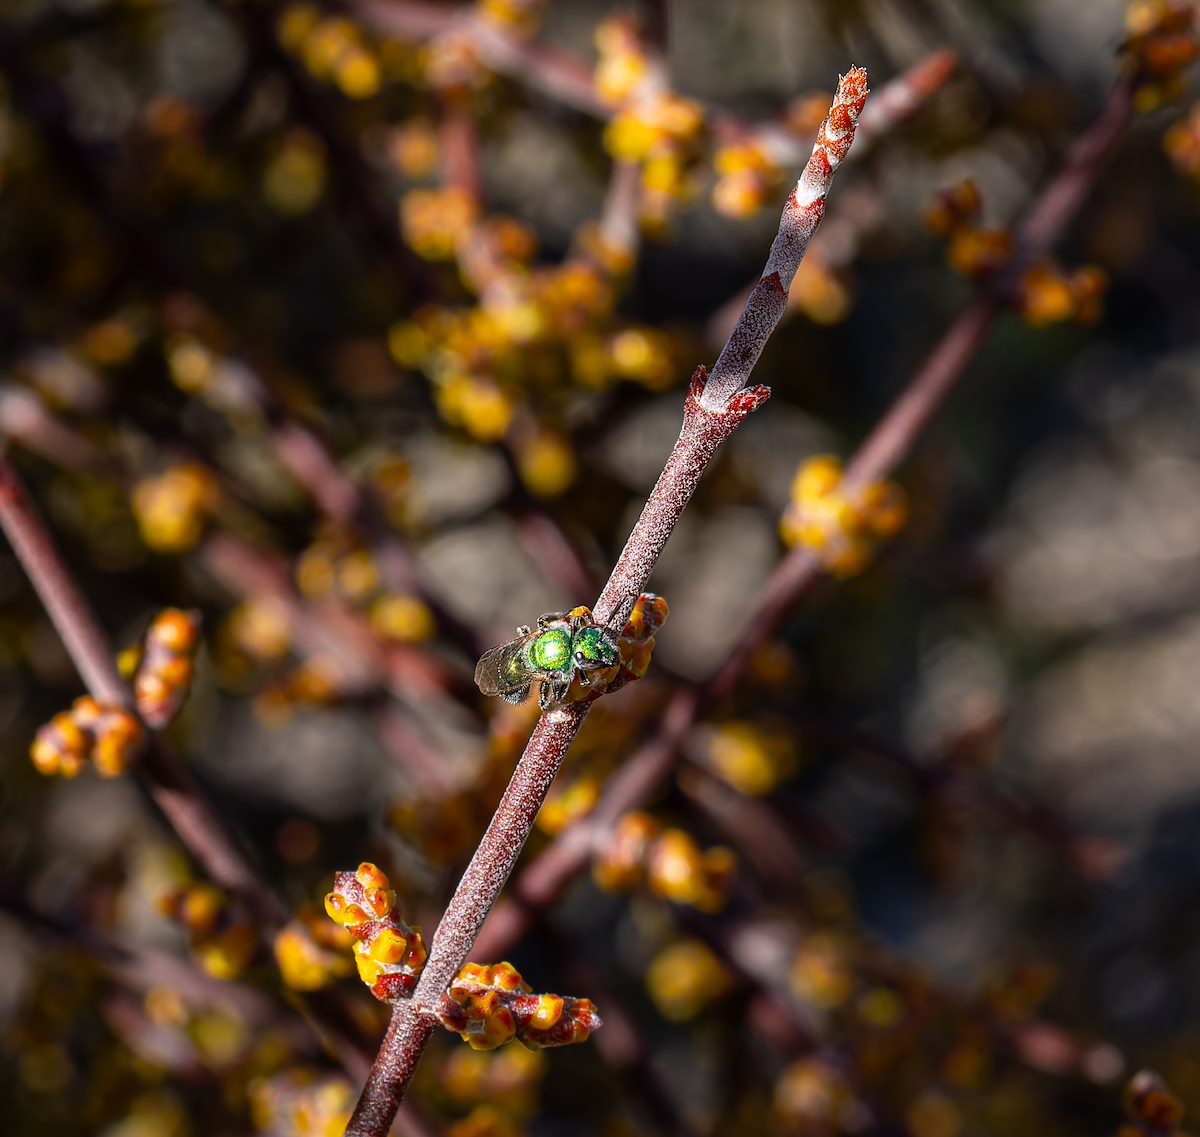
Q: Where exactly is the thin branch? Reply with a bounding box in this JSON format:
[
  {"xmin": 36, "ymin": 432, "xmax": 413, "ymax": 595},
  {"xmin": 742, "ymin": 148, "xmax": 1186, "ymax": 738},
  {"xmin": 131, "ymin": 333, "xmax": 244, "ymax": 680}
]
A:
[{"xmin": 344, "ymin": 68, "xmax": 873, "ymax": 1137}]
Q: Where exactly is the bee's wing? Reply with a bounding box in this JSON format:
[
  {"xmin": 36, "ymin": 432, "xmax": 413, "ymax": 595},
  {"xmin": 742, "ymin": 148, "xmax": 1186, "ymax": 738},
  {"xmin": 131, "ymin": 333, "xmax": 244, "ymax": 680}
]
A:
[{"xmin": 474, "ymin": 640, "xmax": 527, "ymax": 698}]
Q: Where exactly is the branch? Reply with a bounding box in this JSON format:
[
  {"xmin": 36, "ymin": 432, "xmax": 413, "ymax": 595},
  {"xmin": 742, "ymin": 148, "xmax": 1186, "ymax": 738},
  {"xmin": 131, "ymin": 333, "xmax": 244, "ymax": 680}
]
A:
[{"xmin": 343, "ymin": 67, "xmax": 872, "ymax": 1137}]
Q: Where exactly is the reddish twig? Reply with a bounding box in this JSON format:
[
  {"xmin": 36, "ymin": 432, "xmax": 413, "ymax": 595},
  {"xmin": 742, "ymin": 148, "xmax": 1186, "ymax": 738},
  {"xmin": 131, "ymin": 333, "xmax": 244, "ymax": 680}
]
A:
[{"xmin": 343, "ymin": 68, "xmax": 872, "ymax": 1137}]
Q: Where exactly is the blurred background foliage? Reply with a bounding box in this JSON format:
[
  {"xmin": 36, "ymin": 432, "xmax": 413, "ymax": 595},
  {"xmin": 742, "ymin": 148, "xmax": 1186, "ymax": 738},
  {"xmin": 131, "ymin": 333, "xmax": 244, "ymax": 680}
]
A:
[{"xmin": 3, "ymin": 0, "xmax": 1200, "ymax": 1134}]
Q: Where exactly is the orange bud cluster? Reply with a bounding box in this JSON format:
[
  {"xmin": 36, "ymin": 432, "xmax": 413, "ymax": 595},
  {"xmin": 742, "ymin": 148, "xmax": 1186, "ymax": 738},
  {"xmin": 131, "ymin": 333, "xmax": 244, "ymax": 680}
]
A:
[
  {"xmin": 324, "ymin": 862, "xmax": 427, "ymax": 1003},
  {"xmin": 159, "ymin": 882, "xmax": 257, "ymax": 980},
  {"xmin": 1120, "ymin": 1069, "xmax": 1186, "ymax": 1137},
  {"xmin": 435, "ymin": 961, "xmax": 602, "ymax": 1051},
  {"xmin": 565, "ymin": 593, "xmax": 669, "ymax": 705},
  {"xmin": 1016, "ymin": 260, "xmax": 1108, "ymax": 327},
  {"xmin": 131, "ymin": 608, "xmax": 201, "ymax": 728},
  {"xmin": 274, "ymin": 908, "xmax": 355, "ymax": 992},
  {"xmin": 593, "ymin": 812, "xmax": 735, "ymax": 912},
  {"xmin": 925, "ymin": 179, "xmax": 1012, "ymax": 278},
  {"xmin": 779, "ymin": 456, "xmax": 907, "ymax": 576},
  {"xmin": 1122, "ymin": 1, "xmax": 1200, "ymax": 111},
  {"xmin": 30, "ymin": 696, "xmax": 144, "ymax": 779}
]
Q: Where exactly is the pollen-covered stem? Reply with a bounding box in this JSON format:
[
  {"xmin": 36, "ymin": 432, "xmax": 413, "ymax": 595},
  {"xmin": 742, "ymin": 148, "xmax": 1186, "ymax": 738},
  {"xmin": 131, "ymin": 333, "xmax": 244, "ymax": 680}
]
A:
[
  {"xmin": 700, "ymin": 66, "xmax": 869, "ymax": 412},
  {"xmin": 593, "ymin": 382, "xmax": 758, "ymax": 626},
  {"xmin": 346, "ymin": 706, "xmax": 590, "ymax": 1137},
  {"xmin": 346, "ymin": 71, "xmax": 870, "ymax": 1135}
]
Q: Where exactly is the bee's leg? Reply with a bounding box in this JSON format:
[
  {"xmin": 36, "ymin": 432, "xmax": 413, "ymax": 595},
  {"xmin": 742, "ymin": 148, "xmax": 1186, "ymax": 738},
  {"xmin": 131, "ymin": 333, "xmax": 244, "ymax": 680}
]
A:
[
  {"xmin": 538, "ymin": 677, "xmax": 569, "ymax": 712},
  {"xmin": 567, "ymin": 605, "xmax": 596, "ymax": 633},
  {"xmin": 516, "ymin": 624, "xmax": 531, "ymax": 636},
  {"xmin": 536, "ymin": 612, "xmax": 570, "ymax": 629},
  {"xmin": 499, "ymin": 684, "xmax": 531, "ymax": 705}
]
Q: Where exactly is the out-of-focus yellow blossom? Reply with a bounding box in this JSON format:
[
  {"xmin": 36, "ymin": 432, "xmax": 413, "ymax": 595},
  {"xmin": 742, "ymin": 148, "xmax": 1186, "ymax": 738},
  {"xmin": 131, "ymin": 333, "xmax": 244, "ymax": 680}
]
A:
[
  {"xmin": 537, "ymin": 772, "xmax": 601, "ymax": 836},
  {"xmin": 592, "ymin": 810, "xmax": 658, "ymax": 891},
  {"xmin": 646, "ymin": 828, "xmax": 736, "ymax": 913},
  {"xmin": 390, "ymin": 791, "xmax": 490, "ymax": 867},
  {"xmin": 603, "ymin": 92, "xmax": 705, "ymax": 163},
  {"xmin": 774, "ymin": 1058, "xmax": 857, "ymax": 1133},
  {"xmin": 608, "ymin": 327, "xmax": 675, "ymax": 389},
  {"xmin": 1123, "ymin": 0, "xmax": 1199, "ymax": 110},
  {"xmin": 707, "ymin": 720, "xmax": 799, "ymax": 796},
  {"xmin": 1166, "ymin": 100, "xmax": 1200, "ymax": 174},
  {"xmin": 594, "ymin": 16, "xmax": 648, "ymax": 106},
  {"xmin": 440, "ymin": 1045, "xmax": 545, "ymax": 1118},
  {"xmin": 226, "ymin": 600, "xmax": 292, "ymax": 663},
  {"xmin": 924, "ymin": 178, "xmax": 982, "ymax": 238},
  {"xmin": 1017, "ymin": 260, "xmax": 1108, "ymax": 326},
  {"xmin": 250, "ymin": 1069, "xmax": 356, "ymax": 1137},
  {"xmin": 132, "ymin": 463, "xmax": 218, "ymax": 552},
  {"xmin": 274, "ymin": 910, "xmax": 355, "ymax": 991},
  {"xmin": 712, "ymin": 139, "xmax": 784, "ymax": 218},
  {"xmin": 790, "ymin": 932, "xmax": 855, "ymax": 1009},
  {"xmin": 779, "ymin": 455, "xmax": 906, "ymax": 577},
  {"xmin": 336, "ymin": 548, "xmax": 381, "ymax": 604},
  {"xmin": 400, "ymin": 186, "xmax": 478, "ymax": 261},
  {"xmin": 447, "ymin": 1106, "xmax": 523, "ymax": 1137},
  {"xmin": 276, "ymin": 3, "xmax": 320, "ymax": 52},
  {"xmin": 788, "ymin": 257, "xmax": 852, "ymax": 325},
  {"xmin": 907, "ymin": 1090, "xmax": 965, "ymax": 1137},
  {"xmin": 422, "ymin": 29, "xmax": 487, "ymax": 93},
  {"xmin": 478, "ymin": 0, "xmax": 543, "ymax": 36},
  {"xmin": 370, "ymin": 592, "xmax": 436, "ymax": 642},
  {"xmin": 387, "ymin": 120, "xmax": 440, "ymax": 179},
  {"xmin": 536, "ymin": 262, "xmax": 616, "ymax": 331},
  {"xmin": 856, "ymin": 985, "xmax": 906, "ymax": 1028},
  {"xmin": 262, "ymin": 131, "xmax": 327, "ymax": 215},
  {"xmin": 166, "ymin": 335, "xmax": 215, "ymax": 393},
  {"xmin": 436, "ymin": 373, "xmax": 514, "ymax": 441},
  {"xmin": 160, "ymin": 882, "xmax": 258, "ymax": 981},
  {"xmin": 946, "ymin": 225, "xmax": 1012, "ymax": 277},
  {"xmin": 80, "ymin": 315, "xmax": 140, "ymax": 366},
  {"xmin": 645, "ymin": 939, "xmax": 729, "ymax": 1021},
  {"xmin": 388, "ymin": 319, "xmax": 435, "ymax": 369},
  {"xmin": 515, "ymin": 427, "xmax": 577, "ymax": 497}
]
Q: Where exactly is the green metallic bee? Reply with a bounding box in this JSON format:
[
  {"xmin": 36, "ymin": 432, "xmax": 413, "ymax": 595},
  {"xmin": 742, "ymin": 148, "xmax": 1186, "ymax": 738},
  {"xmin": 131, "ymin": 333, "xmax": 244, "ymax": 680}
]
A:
[{"xmin": 474, "ymin": 608, "xmax": 620, "ymax": 712}]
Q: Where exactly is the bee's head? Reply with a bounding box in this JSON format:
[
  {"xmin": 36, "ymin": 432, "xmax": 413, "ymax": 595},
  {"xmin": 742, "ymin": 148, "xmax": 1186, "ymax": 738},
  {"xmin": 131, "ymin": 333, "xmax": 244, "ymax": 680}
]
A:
[{"xmin": 572, "ymin": 625, "xmax": 619, "ymax": 670}]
